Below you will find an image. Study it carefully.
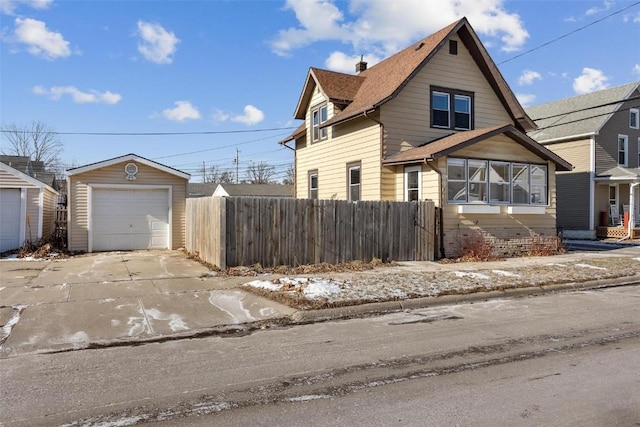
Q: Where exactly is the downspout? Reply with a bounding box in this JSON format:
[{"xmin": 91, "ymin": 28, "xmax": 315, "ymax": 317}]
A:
[
  {"xmin": 281, "ymin": 142, "xmax": 296, "ymax": 197},
  {"xmin": 618, "ymin": 182, "xmax": 639, "ymax": 242},
  {"xmin": 425, "ymin": 159, "xmax": 446, "ymax": 259},
  {"xmin": 363, "ymin": 109, "xmax": 386, "ymax": 200}
]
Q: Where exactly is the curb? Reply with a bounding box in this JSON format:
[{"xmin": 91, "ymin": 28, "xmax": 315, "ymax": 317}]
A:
[{"xmin": 289, "ymin": 275, "xmax": 640, "ymax": 323}]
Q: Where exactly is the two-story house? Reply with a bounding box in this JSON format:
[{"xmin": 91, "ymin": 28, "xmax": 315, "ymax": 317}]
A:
[
  {"xmin": 280, "ymin": 18, "xmax": 572, "ymax": 257},
  {"xmin": 526, "ymin": 82, "xmax": 640, "ymax": 240}
]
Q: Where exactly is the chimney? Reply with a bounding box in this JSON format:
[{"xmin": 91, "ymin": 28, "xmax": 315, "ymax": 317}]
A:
[{"xmin": 355, "ymin": 55, "xmax": 367, "ymax": 73}]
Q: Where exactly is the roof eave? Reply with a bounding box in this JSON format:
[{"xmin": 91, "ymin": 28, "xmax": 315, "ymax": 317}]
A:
[{"xmin": 67, "ymin": 153, "xmax": 190, "ymax": 179}]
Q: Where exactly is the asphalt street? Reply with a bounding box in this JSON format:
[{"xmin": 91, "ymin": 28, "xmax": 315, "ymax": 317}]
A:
[{"xmin": 1, "ymin": 284, "xmax": 638, "ymax": 426}]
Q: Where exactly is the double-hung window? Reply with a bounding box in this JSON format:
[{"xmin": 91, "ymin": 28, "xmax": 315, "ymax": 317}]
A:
[
  {"xmin": 347, "ymin": 162, "xmax": 361, "ymax": 201},
  {"xmin": 312, "ymin": 105, "xmax": 328, "ymax": 142},
  {"xmin": 630, "ymin": 108, "xmax": 639, "ymax": 129},
  {"xmin": 308, "ymin": 171, "xmax": 318, "ymax": 199},
  {"xmin": 618, "ymin": 135, "xmax": 628, "ymax": 166},
  {"xmin": 447, "ymin": 158, "xmax": 547, "ymax": 205},
  {"xmin": 431, "ymin": 87, "xmax": 473, "ymax": 130},
  {"xmin": 404, "ymin": 165, "xmax": 421, "ymax": 201}
]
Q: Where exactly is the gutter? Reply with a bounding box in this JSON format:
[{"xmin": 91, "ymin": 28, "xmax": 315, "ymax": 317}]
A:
[{"xmin": 535, "ymin": 132, "xmax": 596, "ymax": 145}]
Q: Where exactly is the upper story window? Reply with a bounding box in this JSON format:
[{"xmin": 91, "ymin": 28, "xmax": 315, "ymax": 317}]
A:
[
  {"xmin": 312, "ymin": 104, "xmax": 328, "ymax": 142},
  {"xmin": 431, "ymin": 87, "xmax": 474, "ymax": 131},
  {"xmin": 308, "ymin": 171, "xmax": 318, "ymax": 199},
  {"xmin": 447, "ymin": 158, "xmax": 547, "ymax": 205},
  {"xmin": 618, "ymin": 135, "xmax": 628, "ymax": 166},
  {"xmin": 347, "ymin": 162, "xmax": 361, "ymax": 201},
  {"xmin": 404, "ymin": 165, "xmax": 421, "ymax": 201},
  {"xmin": 630, "ymin": 108, "xmax": 639, "ymax": 129}
]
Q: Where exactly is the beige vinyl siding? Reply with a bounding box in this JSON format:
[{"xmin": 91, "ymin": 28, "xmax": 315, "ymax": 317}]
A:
[
  {"xmin": 42, "ymin": 188, "xmax": 57, "ymax": 240},
  {"xmin": 296, "ymin": 115, "xmax": 381, "ymax": 200},
  {"xmin": 596, "ymin": 90, "xmax": 640, "ymax": 173},
  {"xmin": 25, "ymin": 188, "xmax": 40, "ymax": 242},
  {"xmin": 380, "ymin": 165, "xmax": 396, "ymax": 200},
  {"xmin": 543, "ymin": 139, "xmax": 591, "ymax": 230},
  {"xmin": 452, "ymin": 134, "xmax": 543, "ymax": 162},
  {"xmin": 68, "ymin": 161, "xmax": 187, "ymax": 251},
  {"xmin": 381, "ymin": 34, "xmax": 513, "ymax": 158},
  {"xmin": 1, "ymin": 169, "xmax": 37, "ymax": 188}
]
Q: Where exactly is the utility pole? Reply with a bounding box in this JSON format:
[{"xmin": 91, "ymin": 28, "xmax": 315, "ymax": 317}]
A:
[{"xmin": 234, "ymin": 149, "xmax": 239, "ymax": 184}]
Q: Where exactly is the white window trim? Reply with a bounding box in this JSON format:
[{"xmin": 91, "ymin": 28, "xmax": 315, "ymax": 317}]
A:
[
  {"xmin": 630, "ymin": 108, "xmax": 639, "ymax": 129},
  {"xmin": 348, "ymin": 164, "xmax": 361, "ymax": 201},
  {"xmin": 618, "ymin": 134, "xmax": 628, "ymax": 167},
  {"xmin": 308, "ymin": 172, "xmax": 318, "ymax": 199},
  {"xmin": 404, "ymin": 165, "xmax": 422, "ymax": 201},
  {"xmin": 447, "ymin": 158, "xmax": 548, "ymax": 206},
  {"xmin": 311, "ymin": 105, "xmax": 328, "ymax": 142}
]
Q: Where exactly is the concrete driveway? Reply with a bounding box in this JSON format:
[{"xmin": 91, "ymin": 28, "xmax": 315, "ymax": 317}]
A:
[{"xmin": 0, "ymin": 251, "xmax": 295, "ymax": 358}]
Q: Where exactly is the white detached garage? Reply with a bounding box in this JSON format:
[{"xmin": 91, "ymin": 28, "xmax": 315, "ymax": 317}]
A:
[
  {"xmin": 67, "ymin": 154, "xmax": 190, "ymax": 253},
  {"xmin": 0, "ymin": 162, "xmax": 58, "ymax": 253}
]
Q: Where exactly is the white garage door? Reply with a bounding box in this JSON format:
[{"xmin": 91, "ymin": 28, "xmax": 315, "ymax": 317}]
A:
[
  {"xmin": 0, "ymin": 188, "xmax": 22, "ymax": 253},
  {"xmin": 92, "ymin": 188, "xmax": 169, "ymax": 252}
]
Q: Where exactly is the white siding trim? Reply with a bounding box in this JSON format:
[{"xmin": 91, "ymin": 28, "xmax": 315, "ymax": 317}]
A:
[
  {"xmin": 457, "ymin": 205, "xmax": 500, "ymax": 214},
  {"xmin": 87, "ymin": 183, "xmax": 173, "ymax": 253},
  {"xmin": 589, "ymin": 136, "xmax": 595, "ymax": 231},
  {"xmin": 507, "ymin": 206, "xmax": 546, "ymax": 215},
  {"xmin": 19, "ymin": 188, "xmax": 27, "ymax": 247},
  {"xmin": 37, "ymin": 188, "xmax": 44, "ymax": 239}
]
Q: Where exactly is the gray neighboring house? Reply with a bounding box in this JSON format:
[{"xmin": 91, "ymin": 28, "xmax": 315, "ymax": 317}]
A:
[
  {"xmin": 212, "ymin": 183, "xmax": 294, "ymax": 198},
  {"xmin": 526, "ymin": 81, "xmax": 640, "ymax": 239}
]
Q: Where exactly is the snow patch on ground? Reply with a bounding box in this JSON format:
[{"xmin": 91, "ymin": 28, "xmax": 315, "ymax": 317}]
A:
[
  {"xmin": 303, "ymin": 280, "xmax": 342, "ymax": 298},
  {"xmin": 208, "ymin": 291, "xmax": 256, "ymax": 322},
  {"xmin": 246, "ymin": 279, "xmax": 283, "ymax": 291},
  {"xmin": 286, "ymin": 394, "xmax": 330, "ymax": 402},
  {"xmin": 144, "ymin": 308, "xmax": 189, "ymax": 332},
  {"xmin": 575, "ymin": 263, "xmax": 607, "ymax": 270},
  {"xmin": 492, "ymin": 270, "xmax": 520, "ymax": 277},
  {"xmin": 1, "ymin": 305, "xmax": 27, "ymax": 340},
  {"xmin": 452, "ymin": 271, "xmax": 490, "ymax": 280}
]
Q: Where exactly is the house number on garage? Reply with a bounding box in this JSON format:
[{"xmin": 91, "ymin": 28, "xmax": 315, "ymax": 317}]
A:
[{"xmin": 125, "ymin": 163, "xmax": 138, "ymax": 181}]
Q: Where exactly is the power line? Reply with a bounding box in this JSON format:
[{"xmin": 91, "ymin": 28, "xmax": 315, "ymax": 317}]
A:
[
  {"xmin": 498, "ymin": 1, "xmax": 640, "ymax": 65},
  {"xmin": 529, "ymin": 95, "xmax": 640, "ymax": 122},
  {"xmin": 0, "ymin": 126, "xmax": 297, "ymax": 137}
]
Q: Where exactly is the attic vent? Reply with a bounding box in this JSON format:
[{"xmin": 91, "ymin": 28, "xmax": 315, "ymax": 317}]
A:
[
  {"xmin": 449, "ymin": 40, "xmax": 458, "ymax": 55},
  {"xmin": 415, "ymin": 42, "xmax": 425, "ymax": 51}
]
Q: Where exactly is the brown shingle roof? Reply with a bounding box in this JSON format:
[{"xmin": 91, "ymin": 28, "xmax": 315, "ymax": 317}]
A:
[
  {"xmin": 382, "ymin": 125, "xmax": 573, "ymax": 171},
  {"xmin": 283, "ymin": 17, "xmax": 535, "ymax": 144}
]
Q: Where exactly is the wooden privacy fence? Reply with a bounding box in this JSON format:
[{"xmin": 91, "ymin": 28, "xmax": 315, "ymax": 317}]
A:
[{"xmin": 185, "ymin": 197, "xmax": 435, "ymax": 269}]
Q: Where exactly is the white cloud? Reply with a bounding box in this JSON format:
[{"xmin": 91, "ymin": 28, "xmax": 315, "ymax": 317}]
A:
[
  {"xmin": 32, "ymin": 85, "xmax": 122, "ymax": 104},
  {"xmin": 214, "ymin": 105, "xmax": 265, "ymax": 125},
  {"xmin": 162, "ymin": 101, "xmax": 201, "ymax": 121},
  {"xmin": 586, "ymin": 0, "xmax": 613, "ymax": 16},
  {"xmin": 270, "ymin": 0, "xmax": 529, "ymax": 60},
  {"xmin": 0, "ymin": 0, "xmax": 52, "ymax": 15},
  {"xmin": 515, "ymin": 93, "xmax": 536, "ymax": 107},
  {"xmin": 13, "ymin": 18, "xmax": 70, "ymax": 60},
  {"xmin": 518, "ymin": 69, "xmax": 542, "ymax": 86},
  {"xmin": 136, "ymin": 20, "xmax": 180, "ymax": 64},
  {"xmin": 633, "ymin": 64, "xmax": 640, "ymax": 75},
  {"xmin": 573, "ymin": 68, "xmax": 610, "ymax": 95},
  {"xmin": 625, "ymin": 11, "xmax": 640, "ymax": 23},
  {"xmin": 324, "ymin": 51, "xmax": 381, "ymax": 73},
  {"xmin": 231, "ymin": 105, "xmax": 265, "ymax": 125}
]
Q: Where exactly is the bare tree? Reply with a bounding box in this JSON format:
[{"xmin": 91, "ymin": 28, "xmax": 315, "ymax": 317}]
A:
[
  {"xmin": 1, "ymin": 121, "xmax": 63, "ymax": 172},
  {"xmin": 199, "ymin": 163, "xmax": 221, "ymax": 183},
  {"xmin": 244, "ymin": 161, "xmax": 275, "ymax": 184},
  {"xmin": 282, "ymin": 163, "xmax": 295, "ymax": 185},
  {"xmin": 219, "ymin": 170, "xmax": 236, "ymax": 184}
]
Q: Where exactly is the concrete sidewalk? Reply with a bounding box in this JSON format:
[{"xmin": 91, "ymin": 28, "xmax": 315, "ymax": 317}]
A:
[{"xmin": 0, "ymin": 251, "xmax": 295, "ymax": 358}]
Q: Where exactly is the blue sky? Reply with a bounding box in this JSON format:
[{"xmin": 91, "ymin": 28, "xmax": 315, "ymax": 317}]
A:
[{"xmin": 1, "ymin": 0, "xmax": 639, "ymax": 182}]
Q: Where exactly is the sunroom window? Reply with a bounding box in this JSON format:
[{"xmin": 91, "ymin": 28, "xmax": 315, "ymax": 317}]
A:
[{"xmin": 447, "ymin": 158, "xmax": 547, "ymax": 205}]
